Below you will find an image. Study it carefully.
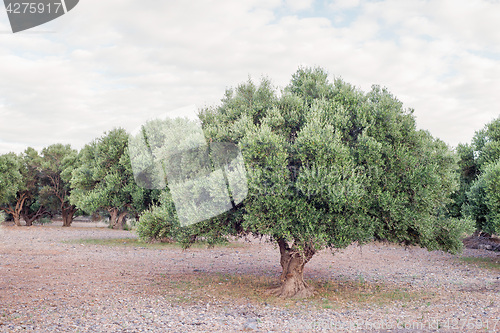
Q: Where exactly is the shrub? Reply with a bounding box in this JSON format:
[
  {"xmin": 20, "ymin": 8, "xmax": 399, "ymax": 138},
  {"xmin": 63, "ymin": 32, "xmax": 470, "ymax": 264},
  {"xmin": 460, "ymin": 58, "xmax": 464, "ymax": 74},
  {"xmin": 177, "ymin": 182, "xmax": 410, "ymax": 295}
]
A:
[{"xmin": 136, "ymin": 192, "xmax": 181, "ymax": 242}]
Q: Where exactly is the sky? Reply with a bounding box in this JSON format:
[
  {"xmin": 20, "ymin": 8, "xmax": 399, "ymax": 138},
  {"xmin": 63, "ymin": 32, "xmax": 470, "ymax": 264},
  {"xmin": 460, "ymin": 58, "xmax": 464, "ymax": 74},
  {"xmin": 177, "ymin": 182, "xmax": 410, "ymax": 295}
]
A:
[{"xmin": 0, "ymin": 0, "xmax": 499, "ymax": 155}]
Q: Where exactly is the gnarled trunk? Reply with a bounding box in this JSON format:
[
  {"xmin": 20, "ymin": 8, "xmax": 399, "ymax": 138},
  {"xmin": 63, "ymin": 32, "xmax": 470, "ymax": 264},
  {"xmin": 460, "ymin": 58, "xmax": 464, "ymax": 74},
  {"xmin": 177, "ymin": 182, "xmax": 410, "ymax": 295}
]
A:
[
  {"xmin": 24, "ymin": 217, "xmax": 33, "ymax": 227},
  {"xmin": 62, "ymin": 206, "xmax": 76, "ymax": 227},
  {"xmin": 21, "ymin": 206, "xmax": 48, "ymax": 227},
  {"xmin": 13, "ymin": 215, "xmax": 22, "ymax": 227},
  {"xmin": 4, "ymin": 193, "xmax": 28, "ymax": 226},
  {"xmin": 108, "ymin": 208, "xmax": 118, "ymax": 228},
  {"xmin": 116, "ymin": 212, "xmax": 128, "ymax": 230},
  {"xmin": 267, "ymin": 238, "xmax": 316, "ymax": 298},
  {"xmin": 107, "ymin": 208, "xmax": 127, "ymax": 229}
]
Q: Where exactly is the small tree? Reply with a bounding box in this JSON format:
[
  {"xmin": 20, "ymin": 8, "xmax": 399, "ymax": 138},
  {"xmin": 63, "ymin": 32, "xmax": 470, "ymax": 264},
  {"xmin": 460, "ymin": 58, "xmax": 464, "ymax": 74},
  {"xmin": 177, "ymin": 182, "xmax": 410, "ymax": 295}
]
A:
[{"xmin": 70, "ymin": 128, "xmax": 150, "ymax": 229}]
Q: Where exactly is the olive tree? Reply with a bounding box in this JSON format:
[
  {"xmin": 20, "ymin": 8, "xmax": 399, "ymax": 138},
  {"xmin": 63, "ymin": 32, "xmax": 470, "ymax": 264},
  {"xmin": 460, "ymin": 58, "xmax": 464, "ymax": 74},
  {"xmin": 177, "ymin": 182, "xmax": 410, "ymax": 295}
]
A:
[
  {"xmin": 0, "ymin": 148, "xmax": 49, "ymax": 226},
  {"xmin": 457, "ymin": 117, "xmax": 500, "ymax": 235},
  {"xmin": 138, "ymin": 68, "xmax": 471, "ymax": 297},
  {"xmin": 38, "ymin": 144, "xmax": 79, "ymax": 227},
  {"xmin": 70, "ymin": 128, "xmax": 149, "ymax": 229}
]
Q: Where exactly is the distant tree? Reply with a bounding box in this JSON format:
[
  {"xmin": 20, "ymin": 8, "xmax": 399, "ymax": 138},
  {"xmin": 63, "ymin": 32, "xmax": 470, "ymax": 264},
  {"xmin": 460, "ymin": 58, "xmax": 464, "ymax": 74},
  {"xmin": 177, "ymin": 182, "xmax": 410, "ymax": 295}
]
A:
[
  {"xmin": 460, "ymin": 117, "xmax": 500, "ymax": 235},
  {"xmin": 464, "ymin": 160, "xmax": 500, "ymax": 236},
  {"xmin": 478, "ymin": 160, "xmax": 500, "ymax": 235},
  {"xmin": 448, "ymin": 143, "xmax": 480, "ymax": 218},
  {"xmin": 140, "ymin": 68, "xmax": 471, "ymax": 298},
  {"xmin": 70, "ymin": 128, "xmax": 150, "ymax": 229},
  {"xmin": 0, "ymin": 148, "xmax": 50, "ymax": 226},
  {"xmin": 38, "ymin": 144, "xmax": 79, "ymax": 227},
  {"xmin": 454, "ymin": 117, "xmax": 500, "ymax": 235},
  {"xmin": 19, "ymin": 147, "xmax": 53, "ymax": 226},
  {"xmin": 472, "ymin": 117, "xmax": 500, "ymax": 170},
  {"xmin": 0, "ymin": 152, "xmax": 23, "ymax": 225}
]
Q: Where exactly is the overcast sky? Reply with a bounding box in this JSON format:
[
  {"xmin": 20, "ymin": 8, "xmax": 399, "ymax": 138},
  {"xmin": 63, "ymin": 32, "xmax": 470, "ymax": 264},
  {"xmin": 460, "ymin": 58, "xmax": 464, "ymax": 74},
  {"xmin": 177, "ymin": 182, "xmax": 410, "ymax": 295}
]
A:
[{"xmin": 0, "ymin": 0, "xmax": 499, "ymax": 155}]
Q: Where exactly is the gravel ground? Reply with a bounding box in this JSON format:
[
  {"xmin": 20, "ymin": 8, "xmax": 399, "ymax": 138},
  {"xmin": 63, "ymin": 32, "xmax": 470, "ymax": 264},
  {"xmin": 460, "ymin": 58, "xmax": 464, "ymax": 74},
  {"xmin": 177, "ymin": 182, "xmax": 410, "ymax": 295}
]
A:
[{"xmin": 1, "ymin": 222, "xmax": 499, "ymax": 332}]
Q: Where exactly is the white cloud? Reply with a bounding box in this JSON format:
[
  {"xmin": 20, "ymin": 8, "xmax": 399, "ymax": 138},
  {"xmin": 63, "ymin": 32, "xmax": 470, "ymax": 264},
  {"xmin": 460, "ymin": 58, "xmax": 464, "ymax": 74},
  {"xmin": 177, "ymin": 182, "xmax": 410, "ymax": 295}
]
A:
[
  {"xmin": 286, "ymin": 0, "xmax": 315, "ymax": 11},
  {"xmin": 329, "ymin": 0, "xmax": 361, "ymax": 10},
  {"xmin": 0, "ymin": 0, "xmax": 499, "ymax": 154}
]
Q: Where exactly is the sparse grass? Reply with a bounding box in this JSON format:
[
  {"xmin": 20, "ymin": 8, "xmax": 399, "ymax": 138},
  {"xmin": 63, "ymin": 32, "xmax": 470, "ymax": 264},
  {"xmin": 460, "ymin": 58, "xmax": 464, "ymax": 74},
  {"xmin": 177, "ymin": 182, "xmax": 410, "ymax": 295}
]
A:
[
  {"xmin": 459, "ymin": 256, "xmax": 500, "ymax": 271},
  {"xmin": 157, "ymin": 272, "xmax": 284, "ymax": 306},
  {"xmin": 150, "ymin": 272, "xmax": 431, "ymax": 310},
  {"xmin": 310, "ymin": 279, "xmax": 430, "ymax": 309},
  {"xmin": 64, "ymin": 237, "xmax": 246, "ymax": 249}
]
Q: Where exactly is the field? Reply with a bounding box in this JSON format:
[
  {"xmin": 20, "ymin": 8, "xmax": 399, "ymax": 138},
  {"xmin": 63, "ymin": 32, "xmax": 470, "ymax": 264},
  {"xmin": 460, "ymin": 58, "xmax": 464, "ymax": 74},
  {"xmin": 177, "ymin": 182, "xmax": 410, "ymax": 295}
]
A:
[{"xmin": 1, "ymin": 222, "xmax": 499, "ymax": 332}]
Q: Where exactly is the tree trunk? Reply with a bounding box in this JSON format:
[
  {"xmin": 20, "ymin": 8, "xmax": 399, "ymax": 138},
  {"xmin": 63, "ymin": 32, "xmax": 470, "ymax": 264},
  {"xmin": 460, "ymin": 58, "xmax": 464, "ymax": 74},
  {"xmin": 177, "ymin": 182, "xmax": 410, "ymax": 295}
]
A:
[
  {"xmin": 107, "ymin": 208, "xmax": 127, "ymax": 229},
  {"xmin": 5, "ymin": 193, "xmax": 28, "ymax": 226},
  {"xmin": 24, "ymin": 216, "xmax": 33, "ymax": 226},
  {"xmin": 116, "ymin": 212, "xmax": 128, "ymax": 230},
  {"xmin": 13, "ymin": 215, "xmax": 22, "ymax": 227},
  {"xmin": 91, "ymin": 212, "xmax": 101, "ymax": 222},
  {"xmin": 267, "ymin": 238, "xmax": 316, "ymax": 298},
  {"xmin": 62, "ymin": 206, "xmax": 76, "ymax": 227},
  {"xmin": 108, "ymin": 208, "xmax": 118, "ymax": 229},
  {"xmin": 21, "ymin": 206, "xmax": 48, "ymax": 227},
  {"xmin": 2, "ymin": 207, "xmax": 22, "ymax": 226}
]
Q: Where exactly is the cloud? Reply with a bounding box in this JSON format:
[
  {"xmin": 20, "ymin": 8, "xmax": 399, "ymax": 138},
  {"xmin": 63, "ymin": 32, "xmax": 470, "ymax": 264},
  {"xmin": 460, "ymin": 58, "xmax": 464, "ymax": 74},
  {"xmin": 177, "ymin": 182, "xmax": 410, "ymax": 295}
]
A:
[
  {"xmin": 0, "ymin": 0, "xmax": 499, "ymax": 154},
  {"xmin": 329, "ymin": 0, "xmax": 361, "ymax": 10},
  {"xmin": 286, "ymin": 0, "xmax": 315, "ymax": 11}
]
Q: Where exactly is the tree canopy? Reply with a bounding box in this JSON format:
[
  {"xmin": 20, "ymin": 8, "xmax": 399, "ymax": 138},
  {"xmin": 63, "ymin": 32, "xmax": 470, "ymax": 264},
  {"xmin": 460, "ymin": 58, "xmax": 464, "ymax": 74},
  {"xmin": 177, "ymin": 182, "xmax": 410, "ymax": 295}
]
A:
[
  {"xmin": 0, "ymin": 148, "xmax": 50, "ymax": 226},
  {"xmin": 137, "ymin": 67, "xmax": 471, "ymax": 297},
  {"xmin": 0, "ymin": 67, "xmax": 483, "ymax": 297},
  {"xmin": 38, "ymin": 144, "xmax": 79, "ymax": 227},
  {"xmin": 70, "ymin": 128, "xmax": 152, "ymax": 229},
  {"xmin": 0, "ymin": 152, "xmax": 23, "ymax": 224},
  {"xmin": 458, "ymin": 117, "xmax": 500, "ymax": 235}
]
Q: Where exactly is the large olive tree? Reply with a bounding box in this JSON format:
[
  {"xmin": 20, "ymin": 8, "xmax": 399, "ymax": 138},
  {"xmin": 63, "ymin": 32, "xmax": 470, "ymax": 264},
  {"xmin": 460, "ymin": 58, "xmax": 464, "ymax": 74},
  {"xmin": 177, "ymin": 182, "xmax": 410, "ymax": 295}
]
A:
[{"xmin": 139, "ymin": 68, "xmax": 471, "ymax": 297}]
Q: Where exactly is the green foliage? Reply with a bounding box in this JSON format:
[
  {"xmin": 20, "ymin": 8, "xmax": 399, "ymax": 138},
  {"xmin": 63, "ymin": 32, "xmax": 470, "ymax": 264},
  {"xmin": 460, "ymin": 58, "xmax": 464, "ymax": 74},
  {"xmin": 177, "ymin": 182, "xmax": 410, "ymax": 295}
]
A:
[
  {"xmin": 464, "ymin": 176, "xmax": 488, "ymax": 232},
  {"xmin": 0, "ymin": 152, "xmax": 22, "ymax": 206},
  {"xmin": 130, "ymin": 115, "xmax": 246, "ymax": 245},
  {"xmin": 448, "ymin": 143, "xmax": 479, "ymax": 218},
  {"xmin": 70, "ymin": 128, "xmax": 155, "ymax": 228},
  {"xmin": 472, "ymin": 117, "xmax": 500, "ymax": 170},
  {"xmin": 136, "ymin": 193, "xmax": 235, "ymax": 248},
  {"xmin": 465, "ymin": 160, "xmax": 500, "ymax": 235},
  {"xmin": 457, "ymin": 116, "xmax": 500, "ymax": 235},
  {"xmin": 0, "ymin": 148, "xmax": 52, "ymax": 225},
  {"xmin": 38, "ymin": 144, "xmax": 79, "ymax": 224},
  {"xmin": 196, "ymin": 67, "xmax": 464, "ymax": 254},
  {"xmin": 17, "ymin": 148, "xmax": 48, "ymax": 222},
  {"xmin": 136, "ymin": 191, "xmax": 180, "ymax": 242}
]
